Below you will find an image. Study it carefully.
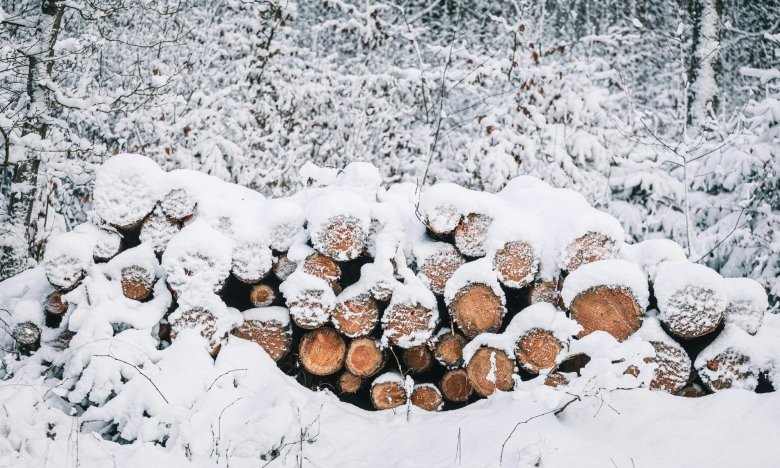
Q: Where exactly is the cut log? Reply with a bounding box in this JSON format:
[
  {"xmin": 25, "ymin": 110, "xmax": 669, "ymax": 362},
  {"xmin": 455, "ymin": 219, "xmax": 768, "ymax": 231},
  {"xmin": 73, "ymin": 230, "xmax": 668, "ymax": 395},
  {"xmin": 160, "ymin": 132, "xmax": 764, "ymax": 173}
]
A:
[
  {"xmin": 44, "ymin": 290, "xmax": 69, "ymax": 318},
  {"xmin": 440, "ymin": 369, "xmax": 473, "ymax": 402},
  {"xmin": 569, "ymin": 286, "xmax": 642, "ymax": 341},
  {"xmin": 303, "ymin": 253, "xmax": 342, "ymax": 290},
  {"xmin": 249, "ymin": 284, "xmax": 277, "ymax": 308},
  {"xmin": 645, "ymin": 341, "xmax": 692, "ymax": 393},
  {"xmin": 453, "ymin": 213, "xmax": 492, "ymax": 257},
  {"xmin": 449, "ymin": 284, "xmax": 506, "ymax": 338},
  {"xmin": 139, "ymin": 205, "xmax": 180, "ymax": 254},
  {"xmin": 466, "ymin": 347, "xmax": 515, "ymax": 397},
  {"xmin": 160, "ymin": 188, "xmax": 196, "ymax": 222},
  {"xmin": 370, "ymin": 374, "xmax": 407, "ymax": 410},
  {"xmin": 272, "ymin": 252, "xmax": 297, "ymax": 281},
  {"xmin": 528, "ymin": 279, "xmax": 564, "ymax": 310},
  {"xmin": 161, "ymin": 220, "xmax": 232, "ymax": 298},
  {"xmin": 331, "ymin": 293, "xmax": 379, "ymax": 338},
  {"xmin": 231, "ymin": 309, "xmax": 292, "ymax": 361},
  {"xmin": 339, "ymin": 371, "xmax": 364, "ymax": 394},
  {"xmin": 417, "ymin": 243, "xmax": 464, "ymax": 295},
  {"xmin": 381, "ymin": 302, "xmax": 437, "ymax": 348},
  {"xmin": 544, "ymin": 372, "xmax": 569, "ymax": 388},
  {"xmin": 299, "ymin": 327, "xmax": 346, "ymax": 376},
  {"xmin": 93, "ymin": 155, "xmax": 162, "ymax": 230},
  {"xmin": 431, "ymin": 330, "xmax": 467, "ymax": 369},
  {"xmin": 231, "ymin": 242, "xmax": 273, "ymax": 284},
  {"xmin": 492, "ymin": 241, "xmax": 538, "ymax": 289},
  {"xmin": 515, "ymin": 329, "xmax": 563, "ymax": 374},
  {"xmin": 563, "ymin": 232, "xmax": 618, "ymax": 272},
  {"xmin": 12, "ymin": 322, "xmax": 41, "ymax": 355},
  {"xmin": 722, "ymin": 278, "xmax": 767, "ymax": 335},
  {"xmin": 310, "ymin": 215, "xmax": 367, "ymax": 261},
  {"xmin": 403, "ymin": 345, "xmax": 433, "ymax": 374},
  {"xmin": 345, "ymin": 338, "xmax": 385, "ymax": 378},
  {"xmin": 93, "ymin": 228, "xmax": 122, "ymax": 262},
  {"xmin": 120, "ymin": 265, "xmax": 155, "ymax": 301},
  {"xmin": 170, "ymin": 307, "xmax": 225, "ymax": 357},
  {"xmin": 697, "ymin": 348, "xmax": 756, "ymax": 392},
  {"xmin": 410, "ymin": 384, "xmax": 443, "ymax": 411}
]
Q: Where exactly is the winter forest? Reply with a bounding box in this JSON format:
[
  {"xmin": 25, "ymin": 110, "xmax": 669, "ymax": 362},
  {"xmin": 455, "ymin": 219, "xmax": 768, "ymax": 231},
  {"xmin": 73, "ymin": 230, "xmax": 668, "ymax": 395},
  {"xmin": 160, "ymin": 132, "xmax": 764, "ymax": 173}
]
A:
[{"xmin": 1, "ymin": 0, "xmax": 780, "ymax": 467}]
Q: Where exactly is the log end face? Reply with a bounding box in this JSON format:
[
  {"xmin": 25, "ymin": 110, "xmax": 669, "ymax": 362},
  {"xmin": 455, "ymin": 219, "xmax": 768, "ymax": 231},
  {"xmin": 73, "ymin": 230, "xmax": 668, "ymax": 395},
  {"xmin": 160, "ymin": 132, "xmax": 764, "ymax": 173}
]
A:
[{"xmin": 570, "ymin": 286, "xmax": 642, "ymax": 341}]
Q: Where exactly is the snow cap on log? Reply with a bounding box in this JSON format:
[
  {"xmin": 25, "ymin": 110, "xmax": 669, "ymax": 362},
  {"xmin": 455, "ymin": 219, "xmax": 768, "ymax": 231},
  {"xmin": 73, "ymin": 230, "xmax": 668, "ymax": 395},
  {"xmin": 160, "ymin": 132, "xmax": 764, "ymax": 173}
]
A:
[
  {"xmin": 722, "ymin": 277, "xmax": 768, "ymax": 335},
  {"xmin": 162, "ymin": 219, "xmax": 233, "ymax": 297},
  {"xmin": 169, "ymin": 291, "xmax": 240, "ymax": 356},
  {"xmin": 410, "ymin": 384, "xmax": 443, "ymax": 411},
  {"xmin": 42, "ymin": 231, "xmax": 96, "ymax": 290},
  {"xmin": 331, "ymin": 284, "xmax": 379, "ymax": 337},
  {"xmin": 93, "ymin": 154, "xmax": 163, "ymax": 229},
  {"xmin": 418, "ymin": 183, "xmax": 500, "ymax": 237},
  {"xmin": 562, "ymin": 259, "xmax": 649, "ymax": 309},
  {"xmin": 621, "ymin": 239, "xmax": 687, "ymax": 282},
  {"xmin": 694, "ymin": 325, "xmax": 758, "ymax": 392},
  {"xmin": 231, "ymin": 240, "xmax": 273, "ymax": 284},
  {"xmin": 260, "ymin": 198, "xmax": 305, "ymax": 252},
  {"xmin": 504, "ymin": 303, "xmax": 581, "ymax": 373},
  {"xmin": 159, "ymin": 187, "xmax": 197, "ymax": 221},
  {"xmin": 655, "ymin": 261, "xmax": 727, "ymax": 338}
]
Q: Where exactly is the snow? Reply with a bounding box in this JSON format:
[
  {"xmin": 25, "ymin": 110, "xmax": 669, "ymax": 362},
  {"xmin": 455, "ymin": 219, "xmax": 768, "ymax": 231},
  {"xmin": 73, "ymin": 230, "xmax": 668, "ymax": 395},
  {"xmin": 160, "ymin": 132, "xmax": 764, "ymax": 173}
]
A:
[
  {"xmin": 621, "ymin": 239, "xmax": 688, "ymax": 282},
  {"xmin": 372, "ymin": 371, "xmax": 406, "ymax": 386},
  {"xmin": 561, "ymin": 259, "xmax": 650, "ymax": 309},
  {"xmin": 504, "ymin": 303, "xmax": 583, "ymax": 342},
  {"xmin": 105, "ymin": 243, "xmax": 159, "ymax": 282},
  {"xmin": 242, "ymin": 306, "xmax": 291, "ymax": 325},
  {"xmin": 93, "ymin": 154, "xmax": 164, "ymax": 227},
  {"xmin": 722, "ymin": 277, "xmax": 769, "ymax": 334},
  {"xmin": 161, "ymin": 219, "xmax": 233, "ymax": 295},
  {"xmin": 9, "ymin": 300, "xmax": 44, "ymax": 327}
]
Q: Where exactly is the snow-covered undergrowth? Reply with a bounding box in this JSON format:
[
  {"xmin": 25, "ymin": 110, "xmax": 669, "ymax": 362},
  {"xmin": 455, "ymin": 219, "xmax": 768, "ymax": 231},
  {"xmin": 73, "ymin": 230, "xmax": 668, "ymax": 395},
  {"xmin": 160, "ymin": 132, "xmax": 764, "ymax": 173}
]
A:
[{"xmin": 1, "ymin": 156, "xmax": 779, "ymax": 467}]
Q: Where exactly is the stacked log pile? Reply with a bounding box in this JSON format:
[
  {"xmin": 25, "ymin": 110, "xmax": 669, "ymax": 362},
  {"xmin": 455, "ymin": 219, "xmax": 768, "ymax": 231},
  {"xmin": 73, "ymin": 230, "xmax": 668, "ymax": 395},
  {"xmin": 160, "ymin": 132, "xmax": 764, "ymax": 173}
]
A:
[{"xmin": 27, "ymin": 155, "xmax": 776, "ymax": 413}]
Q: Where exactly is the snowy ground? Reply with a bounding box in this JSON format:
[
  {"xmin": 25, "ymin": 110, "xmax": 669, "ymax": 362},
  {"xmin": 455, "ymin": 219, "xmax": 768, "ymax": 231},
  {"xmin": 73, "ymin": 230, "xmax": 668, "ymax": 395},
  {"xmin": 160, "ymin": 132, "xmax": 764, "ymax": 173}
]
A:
[{"xmin": 2, "ymin": 271, "xmax": 778, "ymax": 468}]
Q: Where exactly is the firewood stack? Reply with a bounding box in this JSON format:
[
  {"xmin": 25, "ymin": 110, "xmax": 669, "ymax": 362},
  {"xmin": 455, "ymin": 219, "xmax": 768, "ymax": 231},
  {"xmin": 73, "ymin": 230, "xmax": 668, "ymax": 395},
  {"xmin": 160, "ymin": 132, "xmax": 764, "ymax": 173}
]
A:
[{"xmin": 32, "ymin": 155, "xmax": 777, "ymax": 412}]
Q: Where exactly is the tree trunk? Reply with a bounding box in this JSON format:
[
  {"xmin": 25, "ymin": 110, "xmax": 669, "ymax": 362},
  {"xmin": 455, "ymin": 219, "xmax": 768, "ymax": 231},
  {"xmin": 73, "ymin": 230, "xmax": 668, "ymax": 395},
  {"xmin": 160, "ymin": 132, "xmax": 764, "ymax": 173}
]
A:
[
  {"xmin": 569, "ymin": 285, "xmax": 643, "ymax": 341},
  {"xmin": 0, "ymin": 160, "xmax": 41, "ymax": 280},
  {"xmin": 298, "ymin": 327, "xmax": 346, "ymax": 376},
  {"xmin": 687, "ymin": 0, "xmax": 722, "ymax": 126},
  {"xmin": 448, "ymin": 283, "xmax": 505, "ymax": 338}
]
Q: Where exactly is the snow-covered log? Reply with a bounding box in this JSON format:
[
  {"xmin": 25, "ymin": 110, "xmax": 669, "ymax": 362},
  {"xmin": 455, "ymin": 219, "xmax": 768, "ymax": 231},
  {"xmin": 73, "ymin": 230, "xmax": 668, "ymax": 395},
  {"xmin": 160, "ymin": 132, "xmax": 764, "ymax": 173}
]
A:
[
  {"xmin": 298, "ymin": 327, "xmax": 346, "ymax": 376},
  {"xmin": 562, "ymin": 259, "xmax": 648, "ymax": 341},
  {"xmin": 464, "ymin": 344, "xmax": 515, "ymax": 397},
  {"xmin": 159, "ymin": 188, "xmax": 197, "ymax": 222},
  {"xmin": 93, "ymin": 154, "xmax": 163, "ymax": 229},
  {"xmin": 249, "ymin": 284, "xmax": 277, "ymax": 308},
  {"xmin": 231, "ymin": 307, "xmax": 292, "ymax": 361},
  {"xmin": 370, "ymin": 373, "xmax": 407, "ymax": 410},
  {"xmin": 381, "ymin": 281, "xmax": 438, "ymax": 348},
  {"xmin": 415, "ymin": 242, "xmax": 464, "ymax": 296},
  {"xmin": 722, "ymin": 278, "xmax": 768, "ymax": 335},
  {"xmin": 430, "ymin": 329, "xmax": 467, "ymax": 369},
  {"xmin": 491, "ymin": 241, "xmax": 538, "ymax": 289},
  {"xmin": 331, "ymin": 289, "xmax": 379, "ymax": 338},
  {"xmin": 410, "ymin": 384, "xmax": 443, "ymax": 411},
  {"xmin": 12, "ymin": 321, "xmax": 41, "ymax": 355},
  {"xmin": 139, "ymin": 205, "xmax": 180, "ymax": 254},
  {"xmin": 302, "ymin": 253, "xmax": 341, "ymax": 290},
  {"xmin": 527, "ymin": 278, "xmax": 564, "ymax": 309},
  {"xmin": 345, "ymin": 338, "xmax": 384, "ymax": 378},
  {"xmin": 272, "ymin": 252, "xmax": 297, "ymax": 281},
  {"xmin": 453, "ymin": 213, "xmax": 492, "ymax": 257},
  {"xmin": 655, "ymin": 261, "xmax": 726, "ymax": 339},
  {"xmin": 445, "ymin": 260, "xmax": 506, "ymax": 338}
]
